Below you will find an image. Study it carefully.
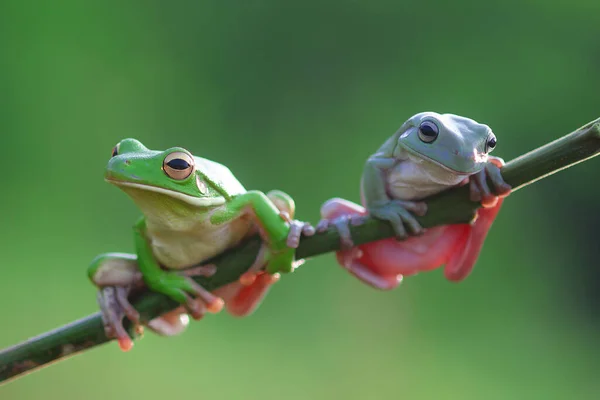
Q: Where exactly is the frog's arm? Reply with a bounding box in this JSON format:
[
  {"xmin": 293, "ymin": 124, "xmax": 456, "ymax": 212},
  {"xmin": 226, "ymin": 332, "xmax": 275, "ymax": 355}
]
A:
[
  {"xmin": 214, "ymin": 190, "xmax": 296, "ymax": 316},
  {"xmin": 133, "ymin": 218, "xmax": 224, "ymax": 314},
  {"xmin": 361, "ymin": 131, "xmax": 401, "ymax": 208},
  {"xmin": 133, "ymin": 218, "xmax": 170, "ymax": 292},
  {"xmin": 360, "ymin": 130, "xmax": 427, "ymax": 238},
  {"xmin": 210, "ymin": 190, "xmax": 294, "ymax": 274}
]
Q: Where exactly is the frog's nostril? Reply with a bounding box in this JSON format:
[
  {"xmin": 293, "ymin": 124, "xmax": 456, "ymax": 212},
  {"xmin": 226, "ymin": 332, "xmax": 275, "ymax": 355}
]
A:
[{"xmin": 124, "ymin": 160, "xmax": 131, "ymax": 166}]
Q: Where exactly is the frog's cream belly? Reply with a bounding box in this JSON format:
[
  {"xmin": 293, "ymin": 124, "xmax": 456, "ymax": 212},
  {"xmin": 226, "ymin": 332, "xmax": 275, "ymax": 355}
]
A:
[
  {"xmin": 386, "ymin": 156, "xmax": 468, "ymax": 200},
  {"xmin": 148, "ymin": 217, "xmax": 252, "ymax": 269}
]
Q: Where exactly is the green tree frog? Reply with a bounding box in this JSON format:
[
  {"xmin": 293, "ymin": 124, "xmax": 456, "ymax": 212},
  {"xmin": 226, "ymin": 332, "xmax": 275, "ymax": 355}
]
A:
[
  {"xmin": 88, "ymin": 139, "xmax": 313, "ymax": 351},
  {"xmin": 316, "ymin": 112, "xmax": 512, "ymax": 289}
]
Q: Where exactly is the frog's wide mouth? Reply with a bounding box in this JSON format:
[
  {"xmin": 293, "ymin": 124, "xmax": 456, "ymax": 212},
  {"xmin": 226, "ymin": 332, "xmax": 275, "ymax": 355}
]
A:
[
  {"xmin": 105, "ymin": 178, "xmax": 226, "ymax": 207},
  {"xmin": 398, "ymin": 142, "xmax": 483, "ymax": 175}
]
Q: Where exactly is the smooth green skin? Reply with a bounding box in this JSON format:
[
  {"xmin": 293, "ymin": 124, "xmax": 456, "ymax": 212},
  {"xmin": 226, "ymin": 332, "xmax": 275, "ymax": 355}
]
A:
[
  {"xmin": 362, "ymin": 112, "xmax": 497, "ymax": 209},
  {"xmin": 88, "ymin": 138, "xmax": 296, "ymax": 306}
]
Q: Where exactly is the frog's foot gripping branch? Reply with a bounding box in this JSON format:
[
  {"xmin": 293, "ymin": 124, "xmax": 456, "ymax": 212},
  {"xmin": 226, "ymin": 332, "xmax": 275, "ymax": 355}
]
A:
[
  {"xmin": 316, "ymin": 199, "xmax": 404, "ymax": 290},
  {"xmin": 469, "ymin": 157, "xmax": 512, "ymax": 207},
  {"xmin": 90, "ymin": 254, "xmax": 219, "ymax": 351}
]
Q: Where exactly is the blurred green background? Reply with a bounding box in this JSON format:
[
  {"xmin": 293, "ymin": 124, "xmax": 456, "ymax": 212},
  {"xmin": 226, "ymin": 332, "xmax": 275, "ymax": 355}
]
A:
[{"xmin": 1, "ymin": 1, "xmax": 599, "ymax": 399}]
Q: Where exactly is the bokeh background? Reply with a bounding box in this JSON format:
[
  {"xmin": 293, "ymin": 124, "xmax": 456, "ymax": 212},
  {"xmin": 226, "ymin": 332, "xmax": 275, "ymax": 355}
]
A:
[{"xmin": 1, "ymin": 1, "xmax": 599, "ymax": 399}]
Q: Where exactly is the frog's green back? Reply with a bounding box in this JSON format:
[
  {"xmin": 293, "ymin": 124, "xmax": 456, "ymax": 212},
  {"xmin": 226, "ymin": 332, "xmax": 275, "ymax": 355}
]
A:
[{"xmin": 194, "ymin": 156, "xmax": 247, "ymax": 196}]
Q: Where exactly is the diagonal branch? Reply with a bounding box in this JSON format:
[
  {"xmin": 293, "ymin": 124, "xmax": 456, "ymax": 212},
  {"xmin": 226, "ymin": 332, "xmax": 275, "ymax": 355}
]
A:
[{"xmin": 1, "ymin": 118, "xmax": 599, "ymax": 385}]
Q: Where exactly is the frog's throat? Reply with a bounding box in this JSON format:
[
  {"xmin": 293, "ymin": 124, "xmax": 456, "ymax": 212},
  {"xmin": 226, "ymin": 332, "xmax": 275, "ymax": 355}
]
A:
[
  {"xmin": 398, "ymin": 143, "xmax": 482, "ymax": 175},
  {"xmin": 106, "ymin": 180, "xmax": 226, "ymax": 207}
]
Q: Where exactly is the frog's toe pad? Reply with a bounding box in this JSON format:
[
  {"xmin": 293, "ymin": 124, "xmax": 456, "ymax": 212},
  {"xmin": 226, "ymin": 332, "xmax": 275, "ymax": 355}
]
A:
[
  {"xmin": 207, "ymin": 297, "xmax": 225, "ymax": 313},
  {"xmin": 97, "ymin": 286, "xmax": 140, "ymax": 352},
  {"xmin": 147, "ymin": 311, "xmax": 190, "ymax": 336}
]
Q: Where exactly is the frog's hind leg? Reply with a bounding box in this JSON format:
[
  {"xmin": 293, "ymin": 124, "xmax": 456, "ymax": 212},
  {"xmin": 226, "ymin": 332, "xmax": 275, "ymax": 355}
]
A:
[
  {"xmin": 90, "ymin": 253, "xmax": 206, "ymax": 351},
  {"xmin": 214, "ymin": 271, "xmax": 280, "ymax": 317},
  {"xmin": 90, "ymin": 253, "xmax": 144, "ymax": 351},
  {"xmin": 443, "ymin": 198, "xmax": 505, "ymax": 281},
  {"xmin": 444, "ymin": 157, "xmax": 511, "ymax": 281},
  {"xmin": 146, "ymin": 307, "xmax": 190, "ymax": 336},
  {"xmin": 318, "ymin": 198, "xmax": 403, "ymax": 290}
]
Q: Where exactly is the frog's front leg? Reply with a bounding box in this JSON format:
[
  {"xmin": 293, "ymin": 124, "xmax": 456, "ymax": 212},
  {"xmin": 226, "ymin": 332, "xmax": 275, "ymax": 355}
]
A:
[
  {"xmin": 362, "ymin": 154, "xmax": 428, "ymax": 239},
  {"xmin": 211, "ymin": 190, "xmax": 302, "ymax": 276},
  {"xmin": 215, "ymin": 190, "xmax": 312, "ymax": 317},
  {"xmin": 134, "ymin": 218, "xmax": 225, "ymax": 317}
]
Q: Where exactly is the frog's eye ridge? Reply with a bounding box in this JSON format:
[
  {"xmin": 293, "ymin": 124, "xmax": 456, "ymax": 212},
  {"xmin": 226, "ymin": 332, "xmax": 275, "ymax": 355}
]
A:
[
  {"xmin": 418, "ymin": 121, "xmax": 439, "ymax": 143},
  {"xmin": 111, "ymin": 144, "xmax": 119, "ymax": 157},
  {"xmin": 163, "ymin": 151, "xmax": 195, "ymax": 180},
  {"xmin": 486, "ymin": 134, "xmax": 497, "ymax": 153}
]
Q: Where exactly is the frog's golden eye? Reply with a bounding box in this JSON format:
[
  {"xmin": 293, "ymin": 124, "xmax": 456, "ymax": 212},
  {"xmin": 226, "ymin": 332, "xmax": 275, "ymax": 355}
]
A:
[
  {"xmin": 418, "ymin": 121, "xmax": 439, "ymax": 143},
  {"xmin": 111, "ymin": 144, "xmax": 120, "ymax": 158},
  {"xmin": 486, "ymin": 134, "xmax": 497, "ymax": 153},
  {"xmin": 163, "ymin": 151, "xmax": 195, "ymax": 180}
]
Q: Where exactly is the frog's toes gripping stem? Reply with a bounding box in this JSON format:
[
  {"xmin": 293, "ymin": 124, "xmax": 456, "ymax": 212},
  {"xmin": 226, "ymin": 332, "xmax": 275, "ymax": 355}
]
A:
[
  {"xmin": 242, "ymin": 189, "xmax": 313, "ymax": 276},
  {"xmin": 161, "ymin": 268, "xmax": 224, "ymax": 317},
  {"xmin": 469, "ymin": 157, "xmax": 512, "ymax": 208},
  {"xmin": 317, "ymin": 198, "xmax": 402, "ymax": 290},
  {"xmin": 97, "ymin": 285, "xmax": 142, "ymax": 352},
  {"xmin": 367, "ymin": 199, "xmax": 427, "ymax": 239},
  {"xmin": 316, "ymin": 201, "xmax": 365, "ymax": 250},
  {"xmin": 176, "ymin": 264, "xmax": 224, "ymax": 316},
  {"xmin": 89, "ymin": 253, "xmax": 144, "ymax": 351},
  {"xmin": 279, "ymin": 210, "xmax": 316, "ymax": 248},
  {"xmin": 90, "ymin": 254, "xmax": 221, "ymax": 351}
]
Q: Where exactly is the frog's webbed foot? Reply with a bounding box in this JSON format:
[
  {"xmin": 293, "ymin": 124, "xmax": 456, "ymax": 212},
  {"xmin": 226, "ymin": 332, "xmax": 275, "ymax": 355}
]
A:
[
  {"xmin": 338, "ymin": 253, "xmax": 404, "ymax": 290},
  {"xmin": 239, "ymin": 242, "xmax": 285, "ymax": 285},
  {"xmin": 97, "ymin": 281, "xmax": 193, "ymax": 351},
  {"xmin": 215, "ymin": 271, "xmax": 280, "ymax": 317},
  {"xmin": 97, "ymin": 285, "xmax": 142, "ymax": 352},
  {"xmin": 318, "ymin": 198, "xmax": 402, "ymax": 290},
  {"xmin": 315, "ymin": 213, "xmax": 365, "ymax": 250},
  {"xmin": 171, "ymin": 264, "xmax": 224, "ymax": 318},
  {"xmin": 317, "ymin": 198, "xmax": 370, "ymax": 250},
  {"xmin": 100, "ymin": 264, "xmax": 219, "ymax": 349},
  {"xmin": 469, "ymin": 156, "xmax": 512, "ymax": 208},
  {"xmin": 214, "ymin": 245, "xmax": 281, "ymax": 317},
  {"xmin": 367, "ymin": 199, "xmax": 428, "ymax": 239}
]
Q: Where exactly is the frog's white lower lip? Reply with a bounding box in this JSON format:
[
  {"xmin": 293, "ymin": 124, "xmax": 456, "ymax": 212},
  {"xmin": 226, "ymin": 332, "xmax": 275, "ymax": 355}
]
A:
[{"xmin": 105, "ymin": 179, "xmax": 226, "ymax": 207}]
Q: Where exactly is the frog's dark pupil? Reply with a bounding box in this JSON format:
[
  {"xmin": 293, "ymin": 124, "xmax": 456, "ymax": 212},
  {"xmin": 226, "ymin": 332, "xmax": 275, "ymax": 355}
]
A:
[
  {"xmin": 419, "ymin": 123, "xmax": 437, "ymax": 137},
  {"xmin": 488, "ymin": 137, "xmax": 497, "ymax": 149},
  {"xmin": 167, "ymin": 159, "xmax": 190, "ymax": 170}
]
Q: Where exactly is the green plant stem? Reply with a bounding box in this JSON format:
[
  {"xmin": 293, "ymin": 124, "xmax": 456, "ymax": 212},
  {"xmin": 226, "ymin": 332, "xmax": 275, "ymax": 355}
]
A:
[{"xmin": 1, "ymin": 118, "xmax": 599, "ymax": 385}]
